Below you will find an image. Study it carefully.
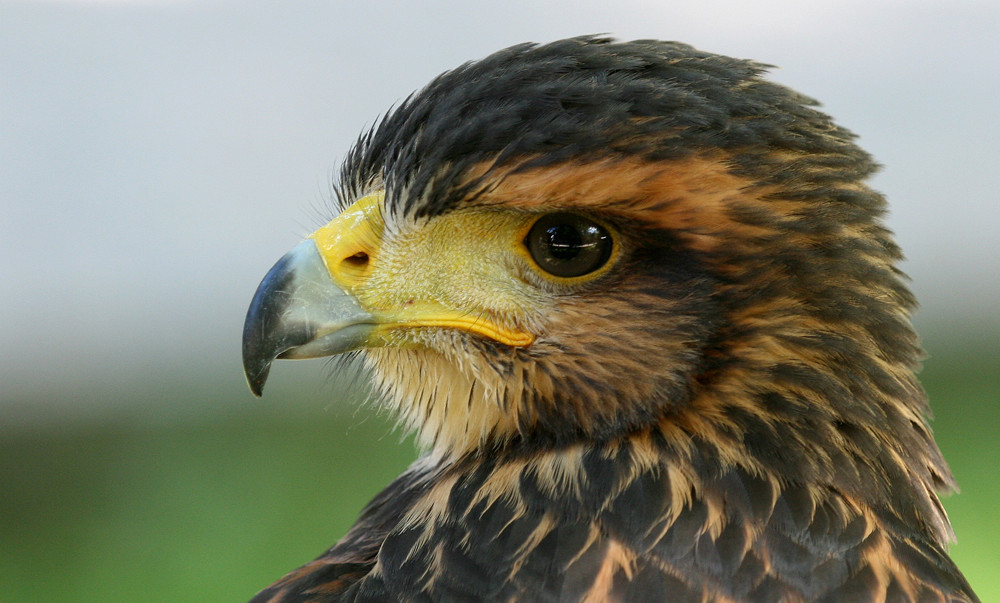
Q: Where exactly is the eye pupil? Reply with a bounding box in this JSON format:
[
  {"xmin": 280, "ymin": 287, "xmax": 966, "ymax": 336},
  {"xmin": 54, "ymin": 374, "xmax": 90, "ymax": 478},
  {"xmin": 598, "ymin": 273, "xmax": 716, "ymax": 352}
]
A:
[
  {"xmin": 526, "ymin": 213, "xmax": 613, "ymax": 278},
  {"xmin": 545, "ymin": 224, "xmax": 584, "ymax": 260}
]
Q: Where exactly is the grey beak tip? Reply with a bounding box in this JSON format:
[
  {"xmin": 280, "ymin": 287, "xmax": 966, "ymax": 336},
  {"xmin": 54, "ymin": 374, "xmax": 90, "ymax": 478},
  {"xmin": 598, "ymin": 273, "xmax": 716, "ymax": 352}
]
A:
[
  {"xmin": 242, "ymin": 240, "xmax": 374, "ymax": 397},
  {"xmin": 242, "ymin": 339, "xmax": 272, "ymax": 397},
  {"xmin": 242, "ymin": 250, "xmax": 295, "ymax": 398},
  {"xmin": 247, "ymin": 374, "xmax": 267, "ymax": 398}
]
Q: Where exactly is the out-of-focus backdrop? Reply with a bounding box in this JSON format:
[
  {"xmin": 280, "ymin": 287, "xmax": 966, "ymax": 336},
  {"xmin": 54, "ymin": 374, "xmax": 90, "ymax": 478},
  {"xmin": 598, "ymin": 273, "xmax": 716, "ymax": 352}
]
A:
[{"xmin": 2, "ymin": 1, "xmax": 997, "ymax": 600}]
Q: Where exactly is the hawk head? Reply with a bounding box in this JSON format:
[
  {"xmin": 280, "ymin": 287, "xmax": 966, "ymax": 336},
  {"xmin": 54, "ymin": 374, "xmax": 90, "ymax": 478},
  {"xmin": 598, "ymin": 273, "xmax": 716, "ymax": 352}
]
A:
[{"xmin": 243, "ymin": 36, "xmax": 957, "ymax": 556}]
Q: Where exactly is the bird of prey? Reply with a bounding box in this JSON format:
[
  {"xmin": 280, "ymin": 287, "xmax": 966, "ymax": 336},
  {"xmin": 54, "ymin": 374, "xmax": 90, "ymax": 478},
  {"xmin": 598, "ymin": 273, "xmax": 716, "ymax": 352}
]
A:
[{"xmin": 242, "ymin": 37, "xmax": 978, "ymax": 602}]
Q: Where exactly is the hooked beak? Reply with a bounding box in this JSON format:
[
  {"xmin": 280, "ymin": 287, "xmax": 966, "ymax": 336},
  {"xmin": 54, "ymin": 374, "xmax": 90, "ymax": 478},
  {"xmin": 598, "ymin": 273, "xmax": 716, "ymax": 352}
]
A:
[{"xmin": 241, "ymin": 240, "xmax": 374, "ymax": 396}]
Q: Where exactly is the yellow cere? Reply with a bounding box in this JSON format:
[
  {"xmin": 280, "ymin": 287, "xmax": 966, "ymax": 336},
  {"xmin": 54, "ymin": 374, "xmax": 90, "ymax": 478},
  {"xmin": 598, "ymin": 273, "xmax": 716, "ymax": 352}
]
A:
[
  {"xmin": 308, "ymin": 192, "xmax": 537, "ymax": 348},
  {"xmin": 309, "ymin": 192, "xmax": 385, "ymax": 291}
]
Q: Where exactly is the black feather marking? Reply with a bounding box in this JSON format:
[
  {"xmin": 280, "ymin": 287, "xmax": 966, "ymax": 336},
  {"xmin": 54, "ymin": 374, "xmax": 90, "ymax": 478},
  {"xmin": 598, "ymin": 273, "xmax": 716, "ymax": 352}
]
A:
[
  {"xmin": 769, "ymin": 483, "xmax": 816, "ymax": 534},
  {"xmin": 892, "ymin": 537, "xmax": 972, "ymax": 596},
  {"xmin": 649, "ymin": 496, "xmax": 707, "ymax": 564},
  {"xmin": 512, "ymin": 522, "xmax": 592, "ymax": 600},
  {"xmin": 600, "ymin": 466, "xmax": 673, "ymax": 552},
  {"xmin": 713, "ymin": 520, "xmax": 749, "ymax": 576},
  {"xmin": 817, "ymin": 565, "xmax": 880, "ymax": 603},
  {"xmin": 728, "ymin": 551, "xmax": 769, "ymax": 597},
  {"xmin": 613, "ymin": 558, "xmax": 702, "ymax": 603}
]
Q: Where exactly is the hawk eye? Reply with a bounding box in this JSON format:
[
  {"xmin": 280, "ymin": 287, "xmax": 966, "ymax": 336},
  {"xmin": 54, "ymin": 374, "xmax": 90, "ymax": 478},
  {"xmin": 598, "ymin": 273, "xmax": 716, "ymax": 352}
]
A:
[{"xmin": 525, "ymin": 213, "xmax": 613, "ymax": 278}]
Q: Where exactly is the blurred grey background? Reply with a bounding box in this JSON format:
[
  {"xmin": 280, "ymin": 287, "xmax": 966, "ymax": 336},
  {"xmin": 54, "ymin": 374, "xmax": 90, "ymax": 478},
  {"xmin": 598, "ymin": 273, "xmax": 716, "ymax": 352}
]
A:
[
  {"xmin": 2, "ymin": 1, "xmax": 998, "ymax": 600},
  {"xmin": 3, "ymin": 0, "xmax": 998, "ymax": 421}
]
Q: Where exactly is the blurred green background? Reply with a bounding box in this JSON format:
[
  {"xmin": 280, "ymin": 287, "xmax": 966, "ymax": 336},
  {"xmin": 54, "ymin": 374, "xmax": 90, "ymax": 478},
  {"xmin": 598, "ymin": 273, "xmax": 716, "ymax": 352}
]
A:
[{"xmin": 2, "ymin": 1, "xmax": 997, "ymax": 601}]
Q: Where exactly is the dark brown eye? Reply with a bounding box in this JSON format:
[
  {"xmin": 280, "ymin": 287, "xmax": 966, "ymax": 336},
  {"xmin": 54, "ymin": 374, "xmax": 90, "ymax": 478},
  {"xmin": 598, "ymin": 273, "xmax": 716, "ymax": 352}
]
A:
[{"xmin": 525, "ymin": 213, "xmax": 613, "ymax": 278}]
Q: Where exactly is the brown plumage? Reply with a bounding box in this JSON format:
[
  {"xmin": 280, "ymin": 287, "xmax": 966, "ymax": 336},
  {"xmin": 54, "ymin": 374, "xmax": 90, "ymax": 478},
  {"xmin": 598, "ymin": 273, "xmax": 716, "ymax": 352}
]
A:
[{"xmin": 241, "ymin": 37, "xmax": 978, "ymax": 602}]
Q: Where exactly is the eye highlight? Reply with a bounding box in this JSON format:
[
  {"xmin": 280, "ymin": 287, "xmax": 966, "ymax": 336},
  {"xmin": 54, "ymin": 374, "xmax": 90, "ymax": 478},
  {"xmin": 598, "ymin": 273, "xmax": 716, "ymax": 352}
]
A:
[{"xmin": 524, "ymin": 213, "xmax": 614, "ymax": 278}]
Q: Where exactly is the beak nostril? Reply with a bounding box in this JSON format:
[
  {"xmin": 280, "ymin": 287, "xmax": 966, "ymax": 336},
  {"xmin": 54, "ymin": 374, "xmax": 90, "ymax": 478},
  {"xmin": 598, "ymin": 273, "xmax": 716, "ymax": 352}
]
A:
[
  {"xmin": 329, "ymin": 250, "xmax": 371, "ymax": 284},
  {"xmin": 344, "ymin": 252, "xmax": 369, "ymax": 267}
]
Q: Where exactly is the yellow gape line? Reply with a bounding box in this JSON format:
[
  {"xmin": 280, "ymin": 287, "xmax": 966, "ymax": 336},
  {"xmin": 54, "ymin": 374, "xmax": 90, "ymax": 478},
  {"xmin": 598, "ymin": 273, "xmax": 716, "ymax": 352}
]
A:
[{"xmin": 409, "ymin": 317, "xmax": 535, "ymax": 347}]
